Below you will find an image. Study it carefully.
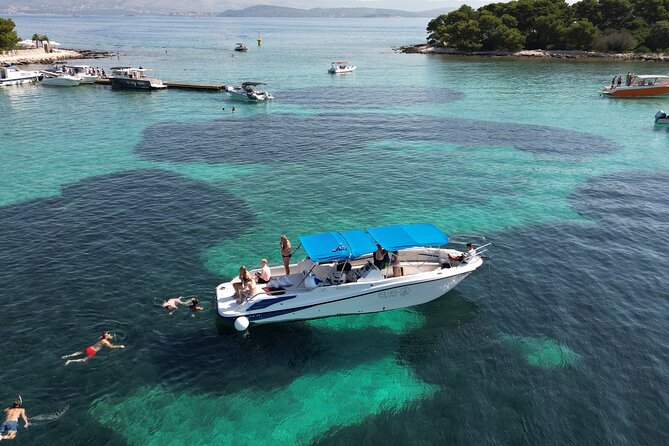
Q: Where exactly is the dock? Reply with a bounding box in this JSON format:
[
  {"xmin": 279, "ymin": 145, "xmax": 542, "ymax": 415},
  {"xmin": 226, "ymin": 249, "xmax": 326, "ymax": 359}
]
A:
[{"xmin": 95, "ymin": 78, "xmax": 226, "ymax": 91}]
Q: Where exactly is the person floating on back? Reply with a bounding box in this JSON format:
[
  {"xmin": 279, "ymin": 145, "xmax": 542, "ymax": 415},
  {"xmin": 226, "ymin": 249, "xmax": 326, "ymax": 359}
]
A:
[
  {"xmin": 162, "ymin": 296, "xmax": 188, "ymax": 311},
  {"xmin": 0, "ymin": 398, "xmax": 29, "ymax": 441},
  {"xmin": 61, "ymin": 331, "xmax": 125, "ymax": 366}
]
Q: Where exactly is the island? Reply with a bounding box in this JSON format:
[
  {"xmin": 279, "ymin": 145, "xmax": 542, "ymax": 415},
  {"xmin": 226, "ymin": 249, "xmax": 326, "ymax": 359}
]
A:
[{"xmin": 399, "ymin": 0, "xmax": 669, "ymax": 61}]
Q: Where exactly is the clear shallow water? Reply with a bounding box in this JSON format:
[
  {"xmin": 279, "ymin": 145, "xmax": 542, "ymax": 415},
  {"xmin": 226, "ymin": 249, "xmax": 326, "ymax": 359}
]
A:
[{"xmin": 1, "ymin": 15, "xmax": 669, "ymax": 445}]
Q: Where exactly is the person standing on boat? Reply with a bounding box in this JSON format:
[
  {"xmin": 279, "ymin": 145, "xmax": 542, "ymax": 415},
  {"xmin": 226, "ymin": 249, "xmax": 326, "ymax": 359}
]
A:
[
  {"xmin": 62, "ymin": 331, "xmax": 125, "ymax": 366},
  {"xmin": 280, "ymin": 235, "xmax": 292, "ymax": 275},
  {"xmin": 617, "ymin": 76, "xmax": 622, "ymax": 87},
  {"xmin": 373, "ymin": 244, "xmax": 388, "ymax": 271},
  {"xmin": 0, "ymin": 399, "xmax": 29, "ymax": 441},
  {"xmin": 255, "ymin": 259, "xmax": 272, "ymax": 284}
]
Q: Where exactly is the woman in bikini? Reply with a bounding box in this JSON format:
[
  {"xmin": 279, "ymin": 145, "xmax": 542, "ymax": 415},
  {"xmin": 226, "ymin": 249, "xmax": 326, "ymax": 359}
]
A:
[
  {"xmin": 233, "ymin": 266, "xmax": 257, "ymax": 304},
  {"xmin": 62, "ymin": 331, "xmax": 125, "ymax": 366},
  {"xmin": 280, "ymin": 235, "xmax": 292, "ymax": 275}
]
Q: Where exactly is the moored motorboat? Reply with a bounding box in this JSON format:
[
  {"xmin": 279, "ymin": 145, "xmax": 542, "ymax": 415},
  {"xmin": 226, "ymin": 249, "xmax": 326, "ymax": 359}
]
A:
[
  {"xmin": 216, "ymin": 224, "xmax": 489, "ymax": 331},
  {"xmin": 655, "ymin": 110, "xmax": 669, "ymax": 126},
  {"xmin": 40, "ymin": 71, "xmax": 81, "ymax": 86},
  {"xmin": 234, "ymin": 43, "xmax": 248, "ymax": 52},
  {"xmin": 600, "ymin": 75, "xmax": 669, "ymax": 97},
  {"xmin": 64, "ymin": 64, "xmax": 98, "ymax": 84},
  {"xmin": 328, "ymin": 61, "xmax": 356, "ymax": 74},
  {"xmin": 108, "ymin": 67, "xmax": 166, "ymax": 90},
  {"xmin": 225, "ymin": 81, "xmax": 274, "ymax": 101},
  {"xmin": 0, "ymin": 64, "xmax": 41, "ymax": 86}
]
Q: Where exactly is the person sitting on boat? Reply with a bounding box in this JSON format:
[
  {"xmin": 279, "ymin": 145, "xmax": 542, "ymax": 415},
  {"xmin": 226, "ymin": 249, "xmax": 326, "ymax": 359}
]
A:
[
  {"xmin": 391, "ymin": 251, "xmax": 402, "ymax": 277},
  {"xmin": 234, "ymin": 266, "xmax": 258, "ymax": 304},
  {"xmin": 255, "ymin": 259, "xmax": 271, "ymax": 284},
  {"xmin": 448, "ymin": 243, "xmax": 477, "ymax": 264}
]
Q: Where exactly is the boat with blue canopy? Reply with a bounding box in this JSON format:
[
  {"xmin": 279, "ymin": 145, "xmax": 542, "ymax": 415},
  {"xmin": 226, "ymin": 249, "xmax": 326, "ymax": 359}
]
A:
[{"xmin": 216, "ymin": 224, "xmax": 489, "ymax": 331}]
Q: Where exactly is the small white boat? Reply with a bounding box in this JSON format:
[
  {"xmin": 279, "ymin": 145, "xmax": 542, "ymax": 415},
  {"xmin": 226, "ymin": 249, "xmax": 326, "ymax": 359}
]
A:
[
  {"xmin": 656, "ymin": 110, "xmax": 669, "ymax": 126},
  {"xmin": 64, "ymin": 64, "xmax": 98, "ymax": 84},
  {"xmin": 0, "ymin": 65, "xmax": 41, "ymax": 86},
  {"xmin": 234, "ymin": 43, "xmax": 248, "ymax": 52},
  {"xmin": 328, "ymin": 61, "xmax": 356, "ymax": 74},
  {"xmin": 216, "ymin": 224, "xmax": 489, "ymax": 331},
  {"xmin": 225, "ymin": 82, "xmax": 274, "ymax": 101},
  {"xmin": 40, "ymin": 71, "xmax": 81, "ymax": 86},
  {"xmin": 108, "ymin": 67, "xmax": 166, "ymax": 90}
]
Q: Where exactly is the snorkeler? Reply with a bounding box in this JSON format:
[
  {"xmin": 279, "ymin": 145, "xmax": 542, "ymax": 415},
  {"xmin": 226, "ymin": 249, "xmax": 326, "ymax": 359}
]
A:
[
  {"xmin": 189, "ymin": 297, "xmax": 204, "ymax": 311},
  {"xmin": 0, "ymin": 398, "xmax": 29, "ymax": 441},
  {"xmin": 61, "ymin": 331, "xmax": 125, "ymax": 366}
]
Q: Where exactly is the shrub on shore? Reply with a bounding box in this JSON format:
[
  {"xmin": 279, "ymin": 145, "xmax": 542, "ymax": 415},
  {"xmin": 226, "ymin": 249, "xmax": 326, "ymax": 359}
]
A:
[
  {"xmin": 427, "ymin": 0, "xmax": 669, "ymax": 53},
  {"xmin": 0, "ymin": 18, "xmax": 20, "ymax": 51}
]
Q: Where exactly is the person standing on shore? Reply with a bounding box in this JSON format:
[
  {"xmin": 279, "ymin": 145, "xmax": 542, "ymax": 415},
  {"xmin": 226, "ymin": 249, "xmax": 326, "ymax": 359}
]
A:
[{"xmin": 0, "ymin": 399, "xmax": 29, "ymax": 441}]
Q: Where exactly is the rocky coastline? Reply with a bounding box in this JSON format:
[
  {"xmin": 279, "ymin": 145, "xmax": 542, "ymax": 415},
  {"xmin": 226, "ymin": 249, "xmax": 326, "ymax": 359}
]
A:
[
  {"xmin": 396, "ymin": 44, "xmax": 669, "ymax": 61},
  {"xmin": 0, "ymin": 48, "xmax": 116, "ymax": 65}
]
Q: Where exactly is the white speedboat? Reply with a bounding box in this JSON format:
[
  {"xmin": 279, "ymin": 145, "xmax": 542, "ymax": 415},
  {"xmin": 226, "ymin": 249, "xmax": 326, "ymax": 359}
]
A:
[
  {"xmin": 40, "ymin": 71, "xmax": 81, "ymax": 86},
  {"xmin": 64, "ymin": 64, "xmax": 98, "ymax": 84},
  {"xmin": 234, "ymin": 43, "xmax": 248, "ymax": 52},
  {"xmin": 0, "ymin": 65, "xmax": 41, "ymax": 86},
  {"xmin": 328, "ymin": 61, "xmax": 356, "ymax": 74},
  {"xmin": 225, "ymin": 82, "xmax": 274, "ymax": 101},
  {"xmin": 108, "ymin": 67, "xmax": 166, "ymax": 90},
  {"xmin": 216, "ymin": 224, "xmax": 489, "ymax": 331},
  {"xmin": 656, "ymin": 110, "xmax": 669, "ymax": 126}
]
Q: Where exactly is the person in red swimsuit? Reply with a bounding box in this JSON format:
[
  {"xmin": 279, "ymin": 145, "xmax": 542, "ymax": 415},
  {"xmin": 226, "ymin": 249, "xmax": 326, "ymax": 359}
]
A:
[{"xmin": 61, "ymin": 331, "xmax": 125, "ymax": 366}]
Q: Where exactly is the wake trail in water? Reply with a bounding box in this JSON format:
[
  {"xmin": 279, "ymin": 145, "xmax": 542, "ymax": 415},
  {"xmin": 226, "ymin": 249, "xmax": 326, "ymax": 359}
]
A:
[{"xmin": 30, "ymin": 405, "xmax": 69, "ymax": 424}]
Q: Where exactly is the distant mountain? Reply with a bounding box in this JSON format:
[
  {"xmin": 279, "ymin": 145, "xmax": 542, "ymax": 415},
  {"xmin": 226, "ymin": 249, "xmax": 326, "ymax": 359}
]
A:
[
  {"xmin": 0, "ymin": 0, "xmax": 455, "ymax": 17},
  {"xmin": 219, "ymin": 5, "xmax": 454, "ymax": 18}
]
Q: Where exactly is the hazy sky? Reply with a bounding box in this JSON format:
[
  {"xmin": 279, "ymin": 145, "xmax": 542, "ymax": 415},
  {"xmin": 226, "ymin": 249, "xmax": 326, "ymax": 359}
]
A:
[{"xmin": 223, "ymin": 0, "xmax": 490, "ymax": 11}]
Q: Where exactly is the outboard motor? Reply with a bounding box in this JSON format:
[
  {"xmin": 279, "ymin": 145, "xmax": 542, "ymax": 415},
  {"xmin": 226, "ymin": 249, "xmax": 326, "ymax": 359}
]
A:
[{"xmin": 656, "ymin": 110, "xmax": 667, "ymax": 121}]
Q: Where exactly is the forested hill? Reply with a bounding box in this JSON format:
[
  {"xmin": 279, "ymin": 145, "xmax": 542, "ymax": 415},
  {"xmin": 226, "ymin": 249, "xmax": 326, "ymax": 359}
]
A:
[{"xmin": 427, "ymin": 0, "xmax": 669, "ymax": 53}]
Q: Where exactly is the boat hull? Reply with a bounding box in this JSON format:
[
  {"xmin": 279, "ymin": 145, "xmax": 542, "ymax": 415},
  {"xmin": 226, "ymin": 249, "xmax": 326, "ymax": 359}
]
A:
[
  {"xmin": 109, "ymin": 77, "xmax": 165, "ymax": 90},
  {"xmin": 41, "ymin": 76, "xmax": 81, "ymax": 86},
  {"xmin": 601, "ymin": 86, "xmax": 669, "ymax": 97},
  {"xmin": 0, "ymin": 76, "xmax": 40, "ymax": 86},
  {"xmin": 216, "ymin": 257, "xmax": 481, "ymax": 328}
]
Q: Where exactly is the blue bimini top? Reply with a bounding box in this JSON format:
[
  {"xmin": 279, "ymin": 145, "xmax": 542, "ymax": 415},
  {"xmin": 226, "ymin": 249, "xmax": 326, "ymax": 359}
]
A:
[
  {"xmin": 367, "ymin": 224, "xmax": 448, "ymax": 252},
  {"xmin": 299, "ymin": 224, "xmax": 448, "ymax": 263}
]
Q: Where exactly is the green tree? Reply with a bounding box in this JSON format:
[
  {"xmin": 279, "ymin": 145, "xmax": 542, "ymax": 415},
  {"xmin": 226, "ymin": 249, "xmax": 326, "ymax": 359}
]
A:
[
  {"xmin": 0, "ymin": 18, "xmax": 20, "ymax": 51},
  {"xmin": 599, "ymin": 0, "xmax": 633, "ymax": 29},
  {"xmin": 490, "ymin": 25, "xmax": 526, "ymax": 50},
  {"xmin": 561, "ymin": 19, "xmax": 599, "ymax": 49},
  {"xmin": 572, "ymin": 0, "xmax": 601, "ymax": 26},
  {"xmin": 633, "ymin": 0, "xmax": 668, "ymax": 24},
  {"xmin": 645, "ymin": 20, "xmax": 669, "ymax": 50},
  {"xmin": 445, "ymin": 19, "xmax": 483, "ymax": 50}
]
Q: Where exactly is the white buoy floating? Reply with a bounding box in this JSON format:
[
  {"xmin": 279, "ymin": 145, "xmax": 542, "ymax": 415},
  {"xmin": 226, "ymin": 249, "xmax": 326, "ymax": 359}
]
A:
[{"xmin": 234, "ymin": 316, "xmax": 250, "ymax": 331}]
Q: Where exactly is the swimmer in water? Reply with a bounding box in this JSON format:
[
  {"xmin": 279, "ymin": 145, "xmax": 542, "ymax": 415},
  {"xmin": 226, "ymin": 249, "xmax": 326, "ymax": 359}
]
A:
[
  {"xmin": 162, "ymin": 296, "xmax": 188, "ymax": 311},
  {"xmin": 61, "ymin": 331, "xmax": 125, "ymax": 366},
  {"xmin": 0, "ymin": 399, "xmax": 28, "ymax": 441},
  {"xmin": 189, "ymin": 297, "xmax": 203, "ymax": 311}
]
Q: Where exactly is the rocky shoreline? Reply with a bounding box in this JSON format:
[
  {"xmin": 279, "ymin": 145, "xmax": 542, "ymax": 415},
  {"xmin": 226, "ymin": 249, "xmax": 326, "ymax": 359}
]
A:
[
  {"xmin": 395, "ymin": 44, "xmax": 669, "ymax": 61},
  {"xmin": 0, "ymin": 48, "xmax": 116, "ymax": 65}
]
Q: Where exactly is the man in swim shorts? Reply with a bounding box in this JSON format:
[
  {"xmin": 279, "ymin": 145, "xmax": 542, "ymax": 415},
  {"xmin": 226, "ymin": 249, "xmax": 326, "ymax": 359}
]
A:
[
  {"xmin": 62, "ymin": 331, "xmax": 125, "ymax": 366},
  {"xmin": 0, "ymin": 400, "xmax": 29, "ymax": 441}
]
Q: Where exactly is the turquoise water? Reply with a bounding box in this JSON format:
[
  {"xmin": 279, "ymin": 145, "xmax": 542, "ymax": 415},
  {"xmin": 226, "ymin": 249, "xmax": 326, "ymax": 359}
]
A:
[{"xmin": 1, "ymin": 15, "xmax": 669, "ymax": 445}]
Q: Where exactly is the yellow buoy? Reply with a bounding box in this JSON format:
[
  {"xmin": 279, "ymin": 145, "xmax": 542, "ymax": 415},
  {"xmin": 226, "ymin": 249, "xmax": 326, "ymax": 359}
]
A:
[{"xmin": 257, "ymin": 33, "xmax": 262, "ymax": 46}]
